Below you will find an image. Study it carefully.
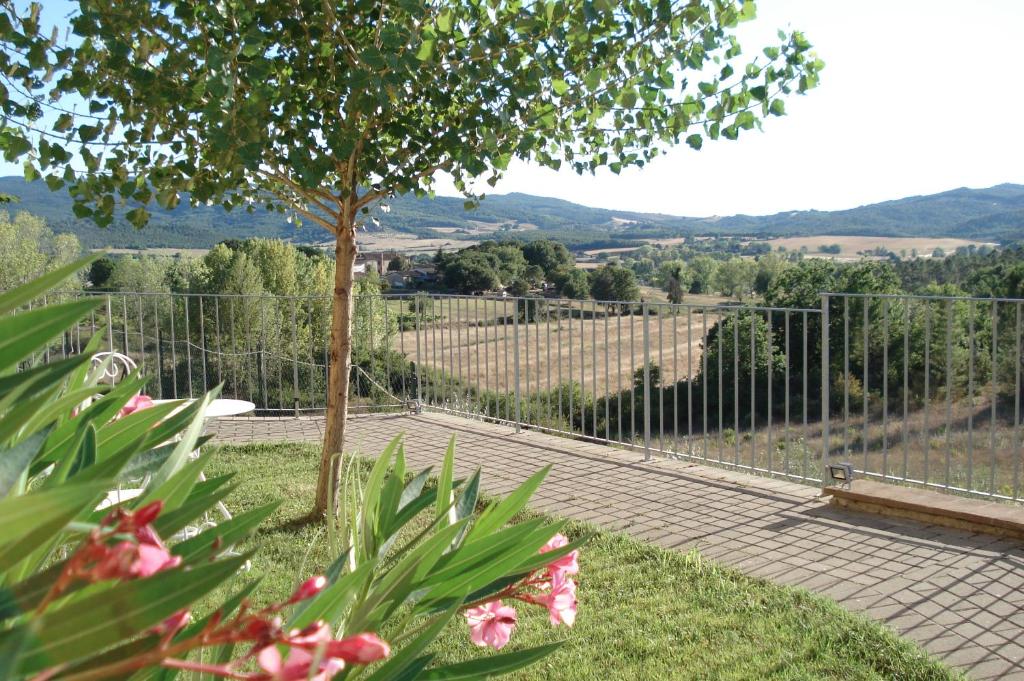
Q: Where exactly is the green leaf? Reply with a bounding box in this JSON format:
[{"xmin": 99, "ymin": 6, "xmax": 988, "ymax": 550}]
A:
[
  {"xmin": 171, "ymin": 502, "xmax": 280, "ymax": 564},
  {"xmin": 435, "ymin": 435, "xmax": 455, "ymax": 523},
  {"xmin": 289, "ymin": 558, "xmax": 376, "ymax": 630},
  {"xmin": 53, "ymin": 114, "xmax": 74, "ymax": 133},
  {"xmin": 10, "ymin": 555, "xmax": 249, "ymax": 674},
  {"xmin": 0, "ymin": 481, "xmax": 108, "ymax": 571},
  {"xmin": 0, "ymin": 299, "xmax": 102, "ymax": 373},
  {"xmin": 469, "ymin": 465, "xmax": 549, "ymax": 540},
  {"xmin": 769, "ymin": 99, "xmax": 786, "ymax": 115},
  {"xmin": 415, "ymin": 39, "xmax": 435, "ymax": 61},
  {"xmin": 420, "ymin": 643, "xmax": 562, "ymax": 679},
  {"xmin": 363, "ymin": 601, "xmax": 462, "ymax": 681},
  {"xmin": 0, "ymin": 430, "xmax": 47, "ymax": 498},
  {"xmin": 552, "ymin": 79, "xmax": 569, "ymax": 96}
]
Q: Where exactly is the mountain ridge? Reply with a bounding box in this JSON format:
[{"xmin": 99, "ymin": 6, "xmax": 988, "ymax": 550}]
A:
[{"xmin": 0, "ymin": 176, "xmax": 1020, "ymax": 249}]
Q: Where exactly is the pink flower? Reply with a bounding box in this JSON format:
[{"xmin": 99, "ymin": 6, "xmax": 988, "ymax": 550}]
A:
[
  {"xmin": 152, "ymin": 609, "xmax": 191, "ymax": 637},
  {"xmin": 465, "ymin": 600, "xmax": 517, "ymax": 650},
  {"xmin": 133, "ymin": 542, "xmax": 182, "ymax": 577},
  {"xmin": 256, "ymin": 622, "xmax": 389, "ymax": 680},
  {"xmin": 324, "ymin": 633, "xmax": 391, "ymax": 665},
  {"xmin": 258, "ymin": 622, "xmax": 344, "ymax": 681},
  {"xmin": 119, "ymin": 393, "xmax": 154, "ymax": 418},
  {"xmin": 288, "ymin": 575, "xmax": 327, "ymax": 604},
  {"xmin": 540, "ymin": 533, "xmax": 579, "ymax": 577},
  {"xmin": 543, "ymin": 572, "xmax": 577, "ymax": 627}
]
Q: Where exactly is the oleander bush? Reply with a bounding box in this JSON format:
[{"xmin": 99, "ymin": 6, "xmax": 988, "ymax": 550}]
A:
[{"xmin": 0, "ymin": 260, "xmax": 583, "ymax": 679}]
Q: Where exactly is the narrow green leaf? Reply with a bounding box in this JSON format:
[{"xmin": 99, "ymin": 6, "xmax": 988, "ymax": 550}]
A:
[
  {"xmin": 0, "ymin": 255, "xmax": 98, "ymax": 315},
  {"xmin": 11, "ymin": 555, "xmax": 249, "ymax": 674},
  {"xmin": 0, "ymin": 430, "xmax": 47, "ymax": 498},
  {"xmin": 435, "ymin": 435, "xmax": 455, "ymax": 524},
  {"xmin": 0, "ymin": 481, "xmax": 107, "ymax": 571},
  {"xmin": 419, "ymin": 642, "xmax": 562, "ymax": 679}
]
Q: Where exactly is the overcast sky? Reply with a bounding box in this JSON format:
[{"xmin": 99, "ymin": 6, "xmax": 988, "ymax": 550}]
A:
[{"xmin": 7, "ymin": 0, "xmax": 1024, "ymax": 218}]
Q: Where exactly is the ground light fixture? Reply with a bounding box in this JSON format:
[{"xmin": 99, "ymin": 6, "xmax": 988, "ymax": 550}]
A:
[{"xmin": 827, "ymin": 462, "xmax": 855, "ymax": 489}]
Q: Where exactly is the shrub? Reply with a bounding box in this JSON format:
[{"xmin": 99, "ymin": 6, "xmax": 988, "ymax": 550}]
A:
[{"xmin": 0, "ymin": 260, "xmax": 585, "ymax": 679}]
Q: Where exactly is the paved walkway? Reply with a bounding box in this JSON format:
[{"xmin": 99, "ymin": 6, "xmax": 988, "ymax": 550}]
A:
[{"xmin": 209, "ymin": 412, "xmax": 1024, "ymax": 679}]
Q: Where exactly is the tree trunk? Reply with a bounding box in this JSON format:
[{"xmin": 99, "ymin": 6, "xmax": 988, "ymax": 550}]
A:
[{"xmin": 311, "ymin": 220, "xmax": 357, "ymax": 518}]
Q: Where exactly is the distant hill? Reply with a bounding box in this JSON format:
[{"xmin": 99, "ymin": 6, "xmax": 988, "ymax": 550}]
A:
[{"xmin": 0, "ymin": 176, "xmax": 1021, "ymax": 249}]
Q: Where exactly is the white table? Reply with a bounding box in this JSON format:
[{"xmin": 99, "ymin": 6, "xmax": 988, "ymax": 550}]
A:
[{"xmin": 103, "ymin": 399, "xmax": 256, "ymax": 515}]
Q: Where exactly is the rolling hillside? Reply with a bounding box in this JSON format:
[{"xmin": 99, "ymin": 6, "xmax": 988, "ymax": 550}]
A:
[{"xmin": 0, "ymin": 176, "xmax": 1021, "ymax": 249}]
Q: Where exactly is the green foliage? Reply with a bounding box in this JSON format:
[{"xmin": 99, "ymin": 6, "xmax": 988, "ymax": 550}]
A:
[
  {"xmin": 0, "ymin": 2, "xmax": 821, "ymax": 235},
  {"xmin": 0, "ymin": 263, "xmax": 582, "ymax": 679},
  {"xmin": 0, "ymin": 211, "xmax": 81, "ymax": 290},
  {"xmin": 590, "ymin": 264, "xmax": 640, "ymax": 302},
  {"xmin": 551, "ymin": 267, "xmax": 591, "ymax": 300}
]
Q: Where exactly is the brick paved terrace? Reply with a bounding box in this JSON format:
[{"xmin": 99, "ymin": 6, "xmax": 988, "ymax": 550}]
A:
[{"xmin": 209, "ymin": 412, "xmax": 1024, "ymax": 680}]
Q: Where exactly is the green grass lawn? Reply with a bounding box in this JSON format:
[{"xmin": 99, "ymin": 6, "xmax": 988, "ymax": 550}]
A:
[{"xmin": 202, "ymin": 441, "xmax": 959, "ymax": 681}]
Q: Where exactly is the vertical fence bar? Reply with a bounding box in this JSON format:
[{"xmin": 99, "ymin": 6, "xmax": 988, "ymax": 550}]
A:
[
  {"xmin": 672, "ymin": 307, "xmax": 678, "ymax": 454},
  {"xmin": 568, "ymin": 300, "xmax": 574, "ymax": 432},
  {"xmin": 198, "ymin": 297, "xmax": 208, "ymax": 394},
  {"xmin": 604, "ymin": 307, "xmax": 610, "ymax": 442},
  {"xmin": 169, "ymin": 296, "xmax": 178, "ymax": 399},
  {"xmin": 559, "ymin": 300, "xmax": 565, "ymax": 429},
  {"xmin": 616, "ymin": 306, "xmax": 622, "ymax": 443},
  {"xmin": 415, "ymin": 295, "xmax": 422, "ymax": 406},
  {"xmin": 989, "ymin": 301, "xmax": 998, "ymax": 496},
  {"xmin": 592, "ymin": 301, "xmax": 598, "ymax": 438},
  {"xmin": 1014, "ymin": 302, "xmax": 1022, "ymax": 500},
  {"xmin": 153, "ymin": 297, "xmax": 163, "ymax": 399},
  {"xmin": 767, "ymin": 309, "xmax": 773, "ymax": 476},
  {"xmin": 821, "ymin": 294, "xmax": 830, "ymax": 484},
  {"xmin": 546, "ymin": 301, "xmax": 552, "ymax": 425},
  {"xmin": 967, "ymin": 300, "xmax": 976, "ymax": 491},
  {"xmin": 642, "ymin": 301, "xmax": 651, "ymax": 461},
  {"xmin": 923, "ymin": 302, "xmax": 931, "ymax": 485},
  {"xmin": 802, "ymin": 311, "xmax": 809, "ymax": 480},
  {"xmin": 902, "ymin": 299, "xmax": 910, "ymax": 482},
  {"xmin": 881, "ymin": 299, "xmax": 889, "ymax": 480},
  {"xmin": 687, "ymin": 306, "xmax": 692, "ymax": 449},
  {"xmin": 732, "ymin": 308, "xmax": 739, "ymax": 466},
  {"xmin": 214, "ymin": 297, "xmax": 223, "ymax": 386},
  {"xmin": 945, "ymin": 299, "xmax": 953, "ymax": 490},
  {"xmin": 843, "ymin": 296, "xmax": 849, "ymax": 460},
  {"xmin": 291, "ymin": 298, "xmax": 300, "ymax": 416},
  {"xmin": 579, "ymin": 301, "xmax": 585, "ymax": 436},
  {"xmin": 658, "ymin": 305, "xmax": 664, "ymax": 452},
  {"xmin": 717, "ymin": 306, "xmax": 724, "ymax": 462},
  {"xmin": 513, "ymin": 304, "xmax": 522, "ymax": 432},
  {"xmin": 784, "ymin": 310, "xmax": 791, "ymax": 476},
  {"xmin": 750, "ymin": 311, "xmax": 756, "ymax": 470},
  {"xmin": 862, "ymin": 299, "xmax": 869, "ymax": 475},
  {"xmin": 184, "ymin": 296, "xmax": 194, "ymax": 398}
]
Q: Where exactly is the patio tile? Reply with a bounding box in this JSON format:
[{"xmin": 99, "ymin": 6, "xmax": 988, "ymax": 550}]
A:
[{"xmin": 210, "ymin": 413, "xmax": 1024, "ymax": 679}]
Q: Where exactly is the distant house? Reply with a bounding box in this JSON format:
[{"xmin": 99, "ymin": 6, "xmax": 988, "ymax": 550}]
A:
[{"xmin": 384, "ymin": 266, "xmax": 438, "ymax": 290}]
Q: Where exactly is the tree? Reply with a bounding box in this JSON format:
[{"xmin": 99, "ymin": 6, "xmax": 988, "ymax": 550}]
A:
[
  {"xmin": 2, "ymin": 1, "xmax": 822, "ymax": 517},
  {"xmin": 387, "ymin": 254, "xmax": 412, "ymax": 272},
  {"xmin": 522, "ymin": 240, "xmax": 574, "ymax": 277},
  {"xmin": 0, "ymin": 211, "xmax": 81, "ymax": 290},
  {"xmin": 688, "ymin": 255, "xmax": 719, "ymax": 294},
  {"xmin": 590, "ymin": 263, "xmax": 641, "ymax": 303},
  {"xmin": 552, "ymin": 267, "xmax": 591, "ymax": 299},
  {"xmin": 713, "ymin": 257, "xmax": 757, "ymax": 300},
  {"xmin": 658, "ymin": 260, "xmax": 692, "ymax": 304},
  {"xmin": 87, "ymin": 255, "xmax": 115, "ymax": 289}
]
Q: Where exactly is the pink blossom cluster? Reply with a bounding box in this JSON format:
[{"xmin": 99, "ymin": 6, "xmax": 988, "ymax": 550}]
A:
[
  {"xmin": 38, "ymin": 504, "xmax": 390, "ymax": 681},
  {"xmin": 155, "ymin": 575, "xmax": 390, "ymax": 680},
  {"xmin": 464, "ymin": 533, "xmax": 579, "ymax": 650},
  {"xmin": 38, "ymin": 501, "xmax": 181, "ymax": 611}
]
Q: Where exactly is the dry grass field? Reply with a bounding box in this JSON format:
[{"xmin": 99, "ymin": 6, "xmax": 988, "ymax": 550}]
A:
[
  {"xmin": 393, "ymin": 302, "xmax": 720, "ymax": 395},
  {"xmin": 755, "ymin": 235, "xmax": 995, "ymax": 260}
]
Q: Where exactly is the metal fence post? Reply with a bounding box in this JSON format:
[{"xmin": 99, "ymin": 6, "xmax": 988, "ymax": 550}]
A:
[
  {"xmin": 513, "ymin": 302, "xmax": 522, "ymax": 433},
  {"xmin": 642, "ymin": 301, "xmax": 651, "ymax": 461},
  {"xmin": 291, "ymin": 298, "xmax": 300, "ymax": 417},
  {"xmin": 415, "ymin": 295, "xmax": 423, "ymax": 406},
  {"xmin": 821, "ymin": 294, "xmax": 831, "ymax": 486}
]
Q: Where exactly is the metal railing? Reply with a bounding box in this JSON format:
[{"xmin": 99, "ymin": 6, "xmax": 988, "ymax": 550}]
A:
[{"xmin": 25, "ymin": 289, "xmax": 1024, "ymax": 501}]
